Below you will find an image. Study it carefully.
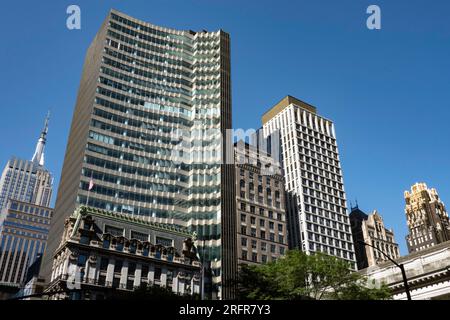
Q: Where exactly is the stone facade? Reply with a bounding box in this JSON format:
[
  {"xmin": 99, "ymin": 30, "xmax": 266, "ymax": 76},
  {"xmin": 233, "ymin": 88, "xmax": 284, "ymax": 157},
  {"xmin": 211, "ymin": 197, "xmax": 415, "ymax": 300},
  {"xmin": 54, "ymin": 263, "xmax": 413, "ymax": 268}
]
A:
[
  {"xmin": 405, "ymin": 183, "xmax": 450, "ymax": 253},
  {"xmin": 45, "ymin": 206, "xmax": 201, "ymax": 300},
  {"xmin": 360, "ymin": 241, "xmax": 450, "ymax": 300},
  {"xmin": 350, "ymin": 206, "xmax": 400, "ymax": 270},
  {"xmin": 235, "ymin": 141, "xmax": 288, "ymax": 266},
  {"xmin": 262, "ymin": 96, "xmax": 356, "ymax": 269}
]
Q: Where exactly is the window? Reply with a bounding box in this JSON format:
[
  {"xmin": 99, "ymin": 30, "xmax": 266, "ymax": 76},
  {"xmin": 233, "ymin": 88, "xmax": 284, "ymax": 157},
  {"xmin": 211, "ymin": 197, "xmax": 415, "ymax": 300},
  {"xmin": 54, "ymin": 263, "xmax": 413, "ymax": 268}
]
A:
[
  {"xmin": 259, "ymin": 219, "xmax": 265, "ymax": 227},
  {"xmin": 270, "ymin": 244, "xmax": 276, "ymax": 253},
  {"xmin": 156, "ymin": 237, "xmax": 173, "ymax": 247},
  {"xmin": 252, "ymin": 253, "xmax": 258, "ymax": 262},
  {"xmin": 242, "ymin": 250, "xmax": 248, "ymax": 260},
  {"xmin": 250, "ymin": 217, "xmax": 256, "ymax": 225},
  {"xmin": 269, "ymin": 222, "xmax": 274, "ymax": 229},
  {"xmin": 251, "ymin": 228, "xmax": 257, "ymax": 237},
  {"xmin": 241, "ymin": 214, "xmax": 246, "ymax": 222},
  {"xmin": 251, "ymin": 240, "xmax": 257, "ymax": 249},
  {"xmin": 260, "ymin": 231, "xmax": 266, "ymax": 239},
  {"xmin": 241, "ymin": 226, "xmax": 247, "ymax": 235},
  {"xmin": 241, "ymin": 237, "xmax": 247, "ymax": 246},
  {"xmin": 114, "ymin": 260, "xmax": 123, "ymax": 273},
  {"xmin": 100, "ymin": 258, "xmax": 109, "ymax": 271},
  {"xmin": 154, "ymin": 268, "xmax": 162, "ymax": 281},
  {"xmin": 105, "ymin": 225, "xmax": 124, "ymax": 237},
  {"xmin": 128, "ymin": 262, "xmax": 136, "ymax": 275},
  {"xmin": 278, "ymin": 224, "xmax": 283, "ymax": 232},
  {"xmin": 261, "ymin": 242, "xmax": 267, "ymax": 251},
  {"xmin": 131, "ymin": 231, "xmax": 148, "ymax": 242},
  {"xmin": 141, "ymin": 265, "xmax": 149, "ymax": 278}
]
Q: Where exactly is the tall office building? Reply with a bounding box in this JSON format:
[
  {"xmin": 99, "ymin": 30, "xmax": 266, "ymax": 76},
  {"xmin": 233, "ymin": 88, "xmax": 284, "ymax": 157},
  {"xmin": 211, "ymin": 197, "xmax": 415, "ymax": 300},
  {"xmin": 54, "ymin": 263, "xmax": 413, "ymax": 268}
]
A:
[
  {"xmin": 0, "ymin": 113, "xmax": 53, "ymax": 287},
  {"xmin": 262, "ymin": 96, "xmax": 356, "ymax": 268},
  {"xmin": 349, "ymin": 206, "xmax": 400, "ymax": 270},
  {"xmin": 0, "ymin": 199, "xmax": 53, "ymax": 286},
  {"xmin": 405, "ymin": 183, "xmax": 450, "ymax": 253},
  {"xmin": 0, "ymin": 115, "xmax": 53, "ymax": 211},
  {"xmin": 235, "ymin": 141, "xmax": 288, "ymax": 266},
  {"xmin": 42, "ymin": 10, "xmax": 235, "ymax": 299}
]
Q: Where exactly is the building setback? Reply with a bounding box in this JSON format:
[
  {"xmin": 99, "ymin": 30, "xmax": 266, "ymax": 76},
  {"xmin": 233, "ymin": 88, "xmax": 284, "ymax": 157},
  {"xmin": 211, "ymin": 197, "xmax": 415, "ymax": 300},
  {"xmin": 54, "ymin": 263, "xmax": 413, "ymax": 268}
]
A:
[
  {"xmin": 0, "ymin": 115, "xmax": 53, "ymax": 211},
  {"xmin": 262, "ymin": 96, "xmax": 356, "ymax": 268},
  {"xmin": 41, "ymin": 9, "xmax": 235, "ymax": 299},
  {"xmin": 405, "ymin": 183, "xmax": 450, "ymax": 253},
  {"xmin": 0, "ymin": 113, "xmax": 54, "ymax": 291},
  {"xmin": 234, "ymin": 141, "xmax": 288, "ymax": 266},
  {"xmin": 349, "ymin": 206, "xmax": 400, "ymax": 270}
]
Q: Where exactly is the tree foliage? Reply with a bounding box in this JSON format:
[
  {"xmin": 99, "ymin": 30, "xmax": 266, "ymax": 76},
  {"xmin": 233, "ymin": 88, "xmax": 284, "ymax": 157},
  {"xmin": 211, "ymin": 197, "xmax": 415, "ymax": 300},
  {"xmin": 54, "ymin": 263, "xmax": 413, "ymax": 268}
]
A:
[{"xmin": 237, "ymin": 250, "xmax": 392, "ymax": 300}]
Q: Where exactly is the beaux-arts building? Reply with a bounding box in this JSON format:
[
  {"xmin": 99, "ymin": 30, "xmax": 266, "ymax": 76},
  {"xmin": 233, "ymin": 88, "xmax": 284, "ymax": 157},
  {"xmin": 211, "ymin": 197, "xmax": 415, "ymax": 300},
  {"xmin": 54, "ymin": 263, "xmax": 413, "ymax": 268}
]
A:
[
  {"xmin": 41, "ymin": 9, "xmax": 236, "ymax": 299},
  {"xmin": 45, "ymin": 206, "xmax": 201, "ymax": 300}
]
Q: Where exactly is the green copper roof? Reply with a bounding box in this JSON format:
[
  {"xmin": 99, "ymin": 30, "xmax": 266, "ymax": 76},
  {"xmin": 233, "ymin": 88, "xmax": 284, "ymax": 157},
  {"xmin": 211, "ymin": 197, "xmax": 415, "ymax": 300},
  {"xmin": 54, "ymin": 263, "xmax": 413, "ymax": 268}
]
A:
[{"xmin": 74, "ymin": 206, "xmax": 193, "ymax": 237}]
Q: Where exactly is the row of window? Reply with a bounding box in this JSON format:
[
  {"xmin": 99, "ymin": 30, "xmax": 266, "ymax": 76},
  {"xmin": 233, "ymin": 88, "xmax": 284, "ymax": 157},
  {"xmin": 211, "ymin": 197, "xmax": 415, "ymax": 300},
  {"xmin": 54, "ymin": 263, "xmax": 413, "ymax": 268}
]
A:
[
  {"xmin": 241, "ymin": 237, "xmax": 286, "ymax": 254},
  {"xmin": 240, "ymin": 226, "xmax": 285, "ymax": 243},
  {"xmin": 306, "ymin": 225, "xmax": 352, "ymax": 248},
  {"xmin": 240, "ymin": 214, "xmax": 284, "ymax": 231},
  {"xmin": 239, "ymin": 204, "xmax": 283, "ymax": 221}
]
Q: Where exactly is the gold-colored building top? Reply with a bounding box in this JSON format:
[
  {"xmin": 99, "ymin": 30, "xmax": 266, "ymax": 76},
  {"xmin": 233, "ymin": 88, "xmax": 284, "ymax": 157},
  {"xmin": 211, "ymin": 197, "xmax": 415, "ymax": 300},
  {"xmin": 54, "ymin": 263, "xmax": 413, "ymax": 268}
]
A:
[{"xmin": 262, "ymin": 95, "xmax": 317, "ymax": 125}]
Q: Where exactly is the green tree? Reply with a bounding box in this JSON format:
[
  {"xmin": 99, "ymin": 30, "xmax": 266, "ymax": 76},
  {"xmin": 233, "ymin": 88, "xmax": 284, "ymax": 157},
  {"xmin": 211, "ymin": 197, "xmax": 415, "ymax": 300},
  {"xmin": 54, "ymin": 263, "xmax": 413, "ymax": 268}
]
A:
[{"xmin": 237, "ymin": 250, "xmax": 391, "ymax": 300}]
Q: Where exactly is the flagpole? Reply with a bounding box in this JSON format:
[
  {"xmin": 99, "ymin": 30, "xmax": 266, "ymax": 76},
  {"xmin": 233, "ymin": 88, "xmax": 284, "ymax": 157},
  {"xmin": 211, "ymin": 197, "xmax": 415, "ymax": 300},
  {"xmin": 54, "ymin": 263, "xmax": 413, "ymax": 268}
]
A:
[{"xmin": 86, "ymin": 171, "xmax": 94, "ymax": 207}]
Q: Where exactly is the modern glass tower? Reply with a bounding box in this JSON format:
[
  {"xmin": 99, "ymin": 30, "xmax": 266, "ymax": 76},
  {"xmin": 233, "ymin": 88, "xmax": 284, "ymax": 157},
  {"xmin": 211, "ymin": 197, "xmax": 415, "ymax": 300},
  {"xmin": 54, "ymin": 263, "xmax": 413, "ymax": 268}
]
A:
[
  {"xmin": 0, "ymin": 115, "xmax": 53, "ymax": 211},
  {"xmin": 41, "ymin": 9, "xmax": 236, "ymax": 299},
  {"xmin": 262, "ymin": 96, "xmax": 356, "ymax": 269}
]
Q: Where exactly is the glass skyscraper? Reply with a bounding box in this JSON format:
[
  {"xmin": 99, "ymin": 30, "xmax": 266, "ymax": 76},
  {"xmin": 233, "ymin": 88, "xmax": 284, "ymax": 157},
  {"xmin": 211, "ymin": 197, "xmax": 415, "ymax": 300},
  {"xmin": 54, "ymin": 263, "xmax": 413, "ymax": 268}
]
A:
[
  {"xmin": 0, "ymin": 200, "xmax": 52, "ymax": 286},
  {"xmin": 42, "ymin": 10, "xmax": 236, "ymax": 299}
]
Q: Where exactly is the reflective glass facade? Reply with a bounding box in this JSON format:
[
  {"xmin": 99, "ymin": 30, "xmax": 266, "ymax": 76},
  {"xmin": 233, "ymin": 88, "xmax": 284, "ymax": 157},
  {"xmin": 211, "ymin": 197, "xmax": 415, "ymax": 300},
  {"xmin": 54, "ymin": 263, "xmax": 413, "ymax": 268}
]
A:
[
  {"xmin": 0, "ymin": 200, "xmax": 52, "ymax": 285},
  {"xmin": 43, "ymin": 10, "xmax": 236, "ymax": 299}
]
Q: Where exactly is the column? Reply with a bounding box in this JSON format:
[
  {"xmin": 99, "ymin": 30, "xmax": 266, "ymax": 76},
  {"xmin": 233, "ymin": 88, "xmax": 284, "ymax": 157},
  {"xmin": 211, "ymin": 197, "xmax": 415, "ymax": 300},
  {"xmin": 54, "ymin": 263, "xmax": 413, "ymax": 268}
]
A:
[
  {"xmin": 120, "ymin": 260, "xmax": 128, "ymax": 289},
  {"xmin": 148, "ymin": 264, "xmax": 155, "ymax": 283},
  {"xmin": 134, "ymin": 263, "xmax": 142, "ymax": 288},
  {"xmin": 178, "ymin": 272, "xmax": 185, "ymax": 295},
  {"xmin": 106, "ymin": 258, "xmax": 115, "ymax": 286},
  {"xmin": 160, "ymin": 267, "xmax": 168, "ymax": 287},
  {"xmin": 172, "ymin": 271, "xmax": 179, "ymax": 294}
]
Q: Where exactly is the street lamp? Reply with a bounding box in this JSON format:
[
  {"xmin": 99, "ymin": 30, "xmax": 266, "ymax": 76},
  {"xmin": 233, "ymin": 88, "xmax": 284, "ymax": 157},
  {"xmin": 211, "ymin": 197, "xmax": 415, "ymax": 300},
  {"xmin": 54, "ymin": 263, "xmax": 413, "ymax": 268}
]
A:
[{"xmin": 359, "ymin": 240, "xmax": 412, "ymax": 300}]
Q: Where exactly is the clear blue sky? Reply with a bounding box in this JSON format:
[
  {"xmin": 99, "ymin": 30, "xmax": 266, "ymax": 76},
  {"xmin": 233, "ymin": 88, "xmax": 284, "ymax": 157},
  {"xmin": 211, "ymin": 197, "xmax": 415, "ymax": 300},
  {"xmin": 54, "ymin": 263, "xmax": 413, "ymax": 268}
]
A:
[{"xmin": 1, "ymin": 0, "xmax": 449, "ymax": 255}]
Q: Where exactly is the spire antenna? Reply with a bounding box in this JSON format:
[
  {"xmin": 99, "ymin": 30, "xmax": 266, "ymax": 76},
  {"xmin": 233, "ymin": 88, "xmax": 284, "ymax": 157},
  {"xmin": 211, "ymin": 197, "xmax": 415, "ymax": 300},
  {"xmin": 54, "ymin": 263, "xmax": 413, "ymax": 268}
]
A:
[{"xmin": 31, "ymin": 111, "xmax": 50, "ymax": 166}]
